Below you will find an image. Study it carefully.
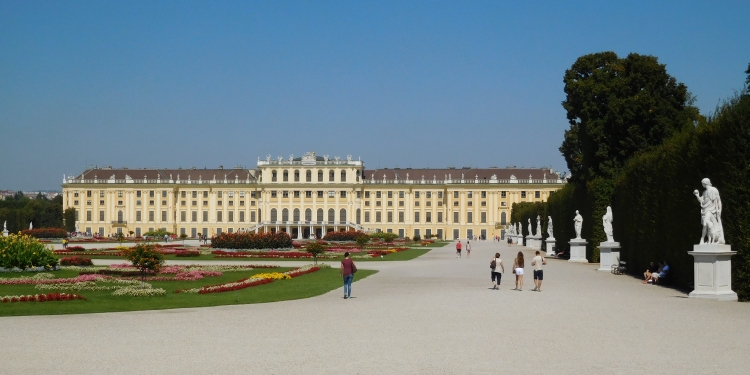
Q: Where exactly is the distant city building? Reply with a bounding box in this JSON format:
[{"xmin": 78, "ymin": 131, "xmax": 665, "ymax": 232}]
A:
[
  {"xmin": 61, "ymin": 152, "xmax": 565, "ymax": 239},
  {"xmin": 0, "ymin": 190, "xmax": 59, "ymax": 200}
]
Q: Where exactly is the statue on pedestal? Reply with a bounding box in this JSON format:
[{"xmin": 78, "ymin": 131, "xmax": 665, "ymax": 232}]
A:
[
  {"xmin": 574, "ymin": 210, "xmax": 583, "ymax": 239},
  {"xmin": 547, "ymin": 216, "xmax": 554, "ymax": 239},
  {"xmin": 603, "ymin": 206, "xmax": 615, "ymax": 242},
  {"xmin": 527, "ymin": 218, "xmax": 532, "ymax": 237},
  {"xmin": 694, "ymin": 178, "xmax": 725, "ymax": 244},
  {"xmin": 535, "ymin": 215, "xmax": 541, "ymax": 237}
]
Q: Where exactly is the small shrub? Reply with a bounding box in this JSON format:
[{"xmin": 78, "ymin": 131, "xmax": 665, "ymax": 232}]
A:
[
  {"xmin": 122, "ymin": 244, "xmax": 164, "ymax": 280},
  {"xmin": 0, "ymin": 234, "xmax": 59, "ymax": 270},
  {"xmin": 305, "ymin": 242, "xmax": 326, "ymax": 264}
]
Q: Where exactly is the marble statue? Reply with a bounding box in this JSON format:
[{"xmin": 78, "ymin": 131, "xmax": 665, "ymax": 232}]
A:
[
  {"xmin": 3, "ymin": 221, "xmax": 6, "ymax": 230},
  {"xmin": 603, "ymin": 206, "xmax": 614, "ymax": 242},
  {"xmin": 694, "ymin": 178, "xmax": 725, "ymax": 244},
  {"xmin": 574, "ymin": 210, "xmax": 583, "ymax": 239},
  {"xmin": 527, "ymin": 219, "xmax": 532, "ymax": 237},
  {"xmin": 536, "ymin": 215, "xmax": 541, "ymax": 237},
  {"xmin": 547, "ymin": 216, "xmax": 554, "ymax": 239},
  {"xmin": 29, "ymin": 222, "xmax": 33, "ymax": 230}
]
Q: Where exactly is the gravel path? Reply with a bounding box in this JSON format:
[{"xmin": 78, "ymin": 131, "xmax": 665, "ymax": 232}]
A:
[{"xmin": 2, "ymin": 241, "xmax": 750, "ymax": 374}]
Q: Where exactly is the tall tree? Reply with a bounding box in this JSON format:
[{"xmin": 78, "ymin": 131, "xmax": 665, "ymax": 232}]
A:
[{"xmin": 560, "ymin": 52, "xmax": 698, "ymax": 181}]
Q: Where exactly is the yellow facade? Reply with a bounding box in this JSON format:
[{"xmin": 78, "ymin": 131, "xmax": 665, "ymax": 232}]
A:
[{"xmin": 62, "ymin": 152, "xmax": 565, "ymax": 240}]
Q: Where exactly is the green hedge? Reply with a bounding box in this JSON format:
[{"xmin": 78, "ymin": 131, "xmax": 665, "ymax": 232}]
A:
[
  {"xmin": 211, "ymin": 232, "xmax": 293, "ymax": 250},
  {"xmin": 613, "ymin": 92, "xmax": 750, "ymax": 299}
]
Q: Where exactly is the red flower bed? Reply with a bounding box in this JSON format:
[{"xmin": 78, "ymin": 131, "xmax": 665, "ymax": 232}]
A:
[
  {"xmin": 1, "ymin": 292, "xmax": 86, "ymax": 303},
  {"xmin": 21, "ymin": 228, "xmax": 68, "ymax": 239},
  {"xmin": 59, "ymin": 256, "xmax": 93, "ymax": 266},
  {"xmin": 174, "ymin": 250, "xmax": 200, "ymax": 257},
  {"xmin": 66, "ymin": 246, "xmax": 86, "ymax": 251}
]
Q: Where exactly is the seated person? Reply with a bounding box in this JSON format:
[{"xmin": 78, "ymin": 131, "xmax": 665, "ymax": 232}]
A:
[
  {"xmin": 643, "ymin": 261, "xmax": 659, "ymax": 283},
  {"xmin": 650, "ymin": 261, "xmax": 670, "ymax": 285}
]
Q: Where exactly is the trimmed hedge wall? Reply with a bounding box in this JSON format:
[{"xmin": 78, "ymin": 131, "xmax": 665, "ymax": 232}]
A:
[
  {"xmin": 613, "ymin": 93, "xmax": 750, "ymax": 298},
  {"xmin": 323, "ymin": 230, "xmax": 368, "ymax": 241}
]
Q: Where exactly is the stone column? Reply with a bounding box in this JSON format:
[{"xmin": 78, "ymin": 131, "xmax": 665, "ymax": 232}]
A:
[
  {"xmin": 568, "ymin": 239, "xmax": 588, "ymax": 263},
  {"xmin": 545, "ymin": 238, "xmax": 556, "ymax": 257},
  {"xmin": 688, "ymin": 244, "xmax": 738, "ymax": 301},
  {"xmin": 598, "ymin": 242, "xmax": 621, "ymax": 271}
]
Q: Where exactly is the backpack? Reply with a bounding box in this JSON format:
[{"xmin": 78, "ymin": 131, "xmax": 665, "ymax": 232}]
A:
[{"xmin": 490, "ymin": 259, "xmax": 496, "ymax": 269}]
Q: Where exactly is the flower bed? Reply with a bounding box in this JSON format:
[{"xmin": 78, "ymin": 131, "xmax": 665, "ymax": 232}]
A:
[
  {"xmin": 59, "ymin": 257, "xmax": 93, "ymax": 266},
  {"xmin": 176, "ymin": 264, "xmax": 326, "ymax": 294},
  {"xmin": 1, "ymin": 292, "xmax": 86, "ymax": 303}
]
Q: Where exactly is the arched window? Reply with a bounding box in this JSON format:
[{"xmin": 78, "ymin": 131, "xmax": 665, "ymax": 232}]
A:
[
  {"xmin": 356, "ymin": 209, "xmax": 361, "ymax": 224},
  {"xmin": 340, "ymin": 208, "xmax": 346, "ymax": 223},
  {"xmin": 501, "ymin": 212, "xmax": 507, "ymax": 225},
  {"xmin": 329, "ymin": 170, "xmax": 335, "ymax": 182},
  {"xmin": 317, "ymin": 208, "xmax": 324, "ymax": 222},
  {"xmin": 294, "ymin": 170, "xmax": 300, "ymax": 182},
  {"xmin": 318, "ymin": 171, "xmax": 323, "ymax": 182},
  {"xmin": 328, "ymin": 208, "xmax": 335, "ymax": 223},
  {"xmin": 282, "ymin": 208, "xmax": 289, "ymax": 222},
  {"xmin": 271, "ymin": 209, "xmax": 278, "ymax": 222},
  {"xmin": 306, "ymin": 170, "xmax": 312, "ymax": 182},
  {"xmin": 293, "ymin": 208, "xmax": 300, "ymax": 222},
  {"xmin": 117, "ymin": 210, "xmax": 123, "ymax": 223},
  {"xmin": 341, "ymin": 171, "xmax": 346, "ymax": 182},
  {"xmin": 271, "ymin": 170, "xmax": 277, "ymax": 182},
  {"xmin": 305, "ymin": 208, "xmax": 312, "ymax": 221},
  {"xmin": 283, "ymin": 170, "xmax": 289, "ymax": 182}
]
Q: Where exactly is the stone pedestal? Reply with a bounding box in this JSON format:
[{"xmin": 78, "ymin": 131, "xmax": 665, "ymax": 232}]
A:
[
  {"xmin": 525, "ymin": 235, "xmax": 533, "ymax": 248},
  {"xmin": 688, "ymin": 244, "xmax": 737, "ymax": 301},
  {"xmin": 532, "ymin": 236, "xmax": 542, "ymax": 250},
  {"xmin": 545, "ymin": 238, "xmax": 556, "ymax": 257},
  {"xmin": 2, "ymin": 229, "xmax": 7, "ymax": 237},
  {"xmin": 568, "ymin": 239, "xmax": 588, "ymax": 263},
  {"xmin": 598, "ymin": 242, "xmax": 621, "ymax": 271}
]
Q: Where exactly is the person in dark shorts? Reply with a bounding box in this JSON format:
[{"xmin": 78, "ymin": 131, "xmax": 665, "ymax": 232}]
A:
[
  {"xmin": 490, "ymin": 252, "xmax": 504, "ymax": 289},
  {"xmin": 456, "ymin": 241, "xmax": 462, "ymax": 258},
  {"xmin": 340, "ymin": 252, "xmax": 357, "ymax": 299},
  {"xmin": 531, "ymin": 250, "xmax": 547, "ymax": 292}
]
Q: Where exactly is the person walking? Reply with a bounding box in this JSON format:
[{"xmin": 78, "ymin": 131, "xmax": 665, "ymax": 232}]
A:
[
  {"xmin": 490, "ymin": 252, "xmax": 504, "ymax": 289},
  {"xmin": 531, "ymin": 250, "xmax": 547, "ymax": 292},
  {"xmin": 456, "ymin": 240, "xmax": 462, "ymax": 258},
  {"xmin": 466, "ymin": 241, "xmax": 471, "ymax": 257},
  {"xmin": 340, "ymin": 252, "xmax": 357, "ymax": 299},
  {"xmin": 513, "ymin": 251, "xmax": 524, "ymax": 291}
]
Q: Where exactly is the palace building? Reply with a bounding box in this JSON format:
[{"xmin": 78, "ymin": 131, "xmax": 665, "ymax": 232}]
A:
[{"xmin": 61, "ymin": 152, "xmax": 565, "ymax": 240}]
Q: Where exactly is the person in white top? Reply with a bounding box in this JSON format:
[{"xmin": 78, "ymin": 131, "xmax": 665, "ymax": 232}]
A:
[
  {"xmin": 490, "ymin": 252, "xmax": 504, "ymax": 290},
  {"xmin": 531, "ymin": 250, "xmax": 547, "ymax": 292},
  {"xmin": 466, "ymin": 241, "xmax": 471, "ymax": 257}
]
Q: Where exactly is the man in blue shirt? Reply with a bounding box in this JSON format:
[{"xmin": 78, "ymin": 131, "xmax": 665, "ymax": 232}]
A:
[{"xmin": 651, "ymin": 261, "xmax": 670, "ymax": 284}]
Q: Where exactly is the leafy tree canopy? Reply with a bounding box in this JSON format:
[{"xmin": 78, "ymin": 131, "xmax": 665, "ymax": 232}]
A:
[{"xmin": 560, "ymin": 52, "xmax": 700, "ymax": 181}]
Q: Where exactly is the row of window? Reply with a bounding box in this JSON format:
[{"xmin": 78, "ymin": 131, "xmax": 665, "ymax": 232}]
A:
[{"xmin": 270, "ymin": 169, "xmax": 360, "ymax": 183}]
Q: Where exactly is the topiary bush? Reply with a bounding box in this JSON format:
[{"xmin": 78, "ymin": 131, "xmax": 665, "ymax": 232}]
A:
[
  {"xmin": 123, "ymin": 243, "xmax": 164, "ymax": 281},
  {"xmin": 0, "ymin": 234, "xmax": 59, "ymax": 270}
]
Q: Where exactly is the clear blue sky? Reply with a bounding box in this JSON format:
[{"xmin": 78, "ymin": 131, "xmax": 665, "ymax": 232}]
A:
[{"xmin": 1, "ymin": 0, "xmax": 748, "ymax": 190}]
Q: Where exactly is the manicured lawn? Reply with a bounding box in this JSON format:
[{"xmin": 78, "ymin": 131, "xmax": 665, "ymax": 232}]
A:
[{"xmin": 0, "ymin": 268, "xmax": 377, "ymax": 316}]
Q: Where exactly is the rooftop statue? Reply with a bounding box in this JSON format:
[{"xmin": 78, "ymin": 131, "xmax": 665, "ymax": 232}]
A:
[{"xmin": 694, "ymin": 178, "xmax": 725, "ymax": 244}]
